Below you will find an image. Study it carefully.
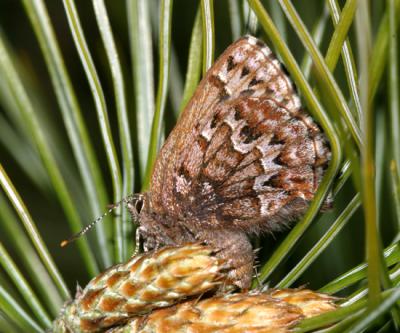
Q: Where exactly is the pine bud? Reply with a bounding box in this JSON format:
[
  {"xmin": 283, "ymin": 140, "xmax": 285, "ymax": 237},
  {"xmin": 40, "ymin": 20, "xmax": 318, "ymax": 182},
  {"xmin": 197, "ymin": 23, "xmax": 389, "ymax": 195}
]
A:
[
  {"xmin": 105, "ymin": 289, "xmax": 338, "ymax": 333},
  {"xmin": 267, "ymin": 288, "xmax": 338, "ymax": 318},
  {"xmin": 106, "ymin": 293, "xmax": 304, "ymax": 333},
  {"xmin": 53, "ymin": 244, "xmax": 229, "ymax": 332}
]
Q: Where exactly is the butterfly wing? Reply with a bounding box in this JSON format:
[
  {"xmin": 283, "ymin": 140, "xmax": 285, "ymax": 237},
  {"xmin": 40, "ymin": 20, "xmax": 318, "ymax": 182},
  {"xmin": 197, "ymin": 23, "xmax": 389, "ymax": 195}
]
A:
[{"xmin": 149, "ymin": 36, "xmax": 330, "ymax": 235}]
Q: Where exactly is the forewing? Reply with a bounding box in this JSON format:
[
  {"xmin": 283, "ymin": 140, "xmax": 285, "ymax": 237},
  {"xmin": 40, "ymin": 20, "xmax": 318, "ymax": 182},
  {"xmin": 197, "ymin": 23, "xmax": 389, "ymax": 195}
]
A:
[{"xmin": 149, "ymin": 36, "xmax": 330, "ymax": 234}]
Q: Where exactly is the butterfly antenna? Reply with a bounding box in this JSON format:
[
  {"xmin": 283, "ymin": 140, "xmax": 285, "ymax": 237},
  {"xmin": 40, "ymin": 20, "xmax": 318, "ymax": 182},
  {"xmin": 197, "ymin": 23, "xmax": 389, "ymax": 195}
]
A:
[{"xmin": 60, "ymin": 198, "xmax": 127, "ymax": 247}]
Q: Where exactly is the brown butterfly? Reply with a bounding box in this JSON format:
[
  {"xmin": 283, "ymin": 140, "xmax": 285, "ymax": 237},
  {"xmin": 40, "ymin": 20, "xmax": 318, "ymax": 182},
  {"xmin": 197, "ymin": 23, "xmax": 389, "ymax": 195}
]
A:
[{"xmin": 127, "ymin": 35, "xmax": 331, "ymax": 289}]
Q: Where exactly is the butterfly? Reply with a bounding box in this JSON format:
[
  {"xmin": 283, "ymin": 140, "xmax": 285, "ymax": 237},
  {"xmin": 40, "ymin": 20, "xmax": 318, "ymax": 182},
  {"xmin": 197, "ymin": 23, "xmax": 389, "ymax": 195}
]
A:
[{"xmin": 127, "ymin": 35, "xmax": 331, "ymax": 289}]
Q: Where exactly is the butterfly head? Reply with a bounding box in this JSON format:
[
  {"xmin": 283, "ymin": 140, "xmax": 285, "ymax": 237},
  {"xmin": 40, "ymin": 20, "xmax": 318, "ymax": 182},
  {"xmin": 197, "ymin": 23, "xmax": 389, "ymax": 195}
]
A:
[
  {"xmin": 125, "ymin": 193, "xmax": 147, "ymax": 222},
  {"xmin": 124, "ymin": 193, "xmax": 165, "ymax": 250}
]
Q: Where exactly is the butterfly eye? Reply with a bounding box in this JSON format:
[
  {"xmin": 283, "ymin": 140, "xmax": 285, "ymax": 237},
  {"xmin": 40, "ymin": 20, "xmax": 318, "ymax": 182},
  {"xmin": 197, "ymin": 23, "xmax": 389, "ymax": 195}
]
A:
[
  {"xmin": 135, "ymin": 197, "xmax": 144, "ymax": 215},
  {"xmin": 125, "ymin": 194, "xmax": 145, "ymax": 219}
]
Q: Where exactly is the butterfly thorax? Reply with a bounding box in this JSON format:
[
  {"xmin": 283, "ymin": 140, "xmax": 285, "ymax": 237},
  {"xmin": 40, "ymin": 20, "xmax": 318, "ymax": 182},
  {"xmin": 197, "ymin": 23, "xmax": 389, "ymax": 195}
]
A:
[{"xmin": 126, "ymin": 192, "xmax": 254, "ymax": 289}]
